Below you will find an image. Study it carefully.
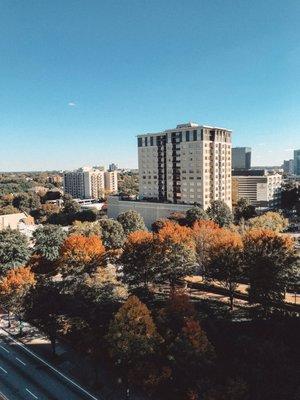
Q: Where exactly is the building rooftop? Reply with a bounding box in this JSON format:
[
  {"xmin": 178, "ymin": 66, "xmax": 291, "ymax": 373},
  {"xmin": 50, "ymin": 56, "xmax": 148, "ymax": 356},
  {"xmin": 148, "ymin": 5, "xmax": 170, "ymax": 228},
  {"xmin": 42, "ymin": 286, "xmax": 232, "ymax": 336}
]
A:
[{"xmin": 137, "ymin": 122, "xmax": 232, "ymax": 137}]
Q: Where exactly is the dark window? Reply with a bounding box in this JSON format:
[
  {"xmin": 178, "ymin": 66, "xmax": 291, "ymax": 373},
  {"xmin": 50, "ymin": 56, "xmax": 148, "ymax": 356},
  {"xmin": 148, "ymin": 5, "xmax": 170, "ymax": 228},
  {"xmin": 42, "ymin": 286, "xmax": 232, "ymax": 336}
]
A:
[
  {"xmin": 193, "ymin": 130, "xmax": 197, "ymax": 141},
  {"xmin": 138, "ymin": 138, "xmax": 142, "ymax": 147},
  {"xmin": 200, "ymin": 129, "xmax": 203, "ymax": 140},
  {"xmin": 150, "ymin": 136, "xmax": 153, "ymax": 146},
  {"xmin": 145, "ymin": 137, "xmax": 148, "ymax": 146},
  {"xmin": 186, "ymin": 131, "xmax": 190, "ymax": 141}
]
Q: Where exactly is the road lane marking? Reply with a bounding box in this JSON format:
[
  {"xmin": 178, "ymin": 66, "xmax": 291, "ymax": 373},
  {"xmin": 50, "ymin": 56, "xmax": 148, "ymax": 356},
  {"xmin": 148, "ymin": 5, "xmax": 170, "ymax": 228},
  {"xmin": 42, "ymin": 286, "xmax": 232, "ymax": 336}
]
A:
[
  {"xmin": 16, "ymin": 357, "xmax": 26, "ymax": 366},
  {"xmin": 25, "ymin": 388, "xmax": 38, "ymax": 399},
  {"xmin": 0, "ymin": 345, "xmax": 9, "ymax": 353},
  {"xmin": 0, "ymin": 328, "xmax": 100, "ymax": 400},
  {"xmin": 0, "ymin": 390, "xmax": 10, "ymax": 400},
  {"xmin": 0, "ymin": 365, "xmax": 7, "ymax": 374}
]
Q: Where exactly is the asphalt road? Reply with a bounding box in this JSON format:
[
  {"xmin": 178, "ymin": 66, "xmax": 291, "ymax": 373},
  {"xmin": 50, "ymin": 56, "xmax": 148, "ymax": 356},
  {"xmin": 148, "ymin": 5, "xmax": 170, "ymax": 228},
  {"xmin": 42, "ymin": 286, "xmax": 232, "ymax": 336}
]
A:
[{"xmin": 0, "ymin": 328, "xmax": 99, "ymax": 400}]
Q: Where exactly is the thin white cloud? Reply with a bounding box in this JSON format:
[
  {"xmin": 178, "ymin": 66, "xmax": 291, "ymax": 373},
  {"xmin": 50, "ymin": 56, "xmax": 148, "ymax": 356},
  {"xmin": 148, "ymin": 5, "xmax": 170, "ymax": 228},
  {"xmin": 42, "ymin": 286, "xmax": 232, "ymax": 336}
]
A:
[
  {"xmin": 284, "ymin": 148, "xmax": 294, "ymax": 152},
  {"xmin": 258, "ymin": 142, "xmax": 266, "ymax": 146},
  {"xmin": 68, "ymin": 102, "xmax": 76, "ymax": 107}
]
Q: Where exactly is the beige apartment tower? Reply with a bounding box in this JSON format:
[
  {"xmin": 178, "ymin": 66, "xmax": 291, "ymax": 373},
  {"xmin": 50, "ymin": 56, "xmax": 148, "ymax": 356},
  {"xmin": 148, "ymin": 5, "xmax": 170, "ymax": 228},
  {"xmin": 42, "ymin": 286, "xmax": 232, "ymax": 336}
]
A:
[
  {"xmin": 137, "ymin": 122, "xmax": 232, "ymax": 209},
  {"xmin": 104, "ymin": 171, "xmax": 118, "ymax": 194}
]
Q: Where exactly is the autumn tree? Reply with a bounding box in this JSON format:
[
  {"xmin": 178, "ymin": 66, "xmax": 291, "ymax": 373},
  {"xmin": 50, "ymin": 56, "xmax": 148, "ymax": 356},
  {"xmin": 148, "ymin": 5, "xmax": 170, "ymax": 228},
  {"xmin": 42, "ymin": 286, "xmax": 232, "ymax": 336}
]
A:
[
  {"xmin": 106, "ymin": 296, "xmax": 163, "ymax": 387},
  {"xmin": 0, "ymin": 266, "xmax": 35, "ymax": 328},
  {"xmin": 192, "ymin": 220, "xmax": 221, "ymax": 275},
  {"xmin": 117, "ymin": 210, "xmax": 146, "ymax": 235},
  {"xmin": 243, "ymin": 229, "xmax": 296, "ymax": 313},
  {"xmin": 151, "ymin": 218, "xmax": 168, "ymax": 233},
  {"xmin": 153, "ymin": 222, "xmax": 196, "ymax": 286},
  {"xmin": 121, "ymin": 230, "xmax": 156, "ymax": 289},
  {"xmin": 207, "ymin": 229, "xmax": 244, "ymax": 310},
  {"xmin": 207, "ymin": 200, "xmax": 233, "ymax": 227},
  {"xmin": 247, "ymin": 211, "xmax": 288, "ymax": 233},
  {"xmin": 186, "ymin": 206, "xmax": 209, "ymax": 227},
  {"xmin": 69, "ymin": 221, "xmax": 101, "ymax": 237},
  {"xmin": 168, "ymin": 318, "xmax": 215, "ymax": 396},
  {"xmin": 0, "ymin": 228, "xmax": 30, "ymax": 275},
  {"xmin": 59, "ymin": 235, "xmax": 105, "ymax": 278},
  {"xmin": 98, "ymin": 218, "xmax": 125, "ymax": 249}
]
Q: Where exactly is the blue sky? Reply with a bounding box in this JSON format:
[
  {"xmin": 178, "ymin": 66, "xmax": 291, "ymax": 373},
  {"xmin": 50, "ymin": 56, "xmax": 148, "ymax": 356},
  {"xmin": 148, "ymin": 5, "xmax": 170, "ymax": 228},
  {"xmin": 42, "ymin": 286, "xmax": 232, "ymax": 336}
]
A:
[{"xmin": 0, "ymin": 0, "xmax": 299, "ymax": 171}]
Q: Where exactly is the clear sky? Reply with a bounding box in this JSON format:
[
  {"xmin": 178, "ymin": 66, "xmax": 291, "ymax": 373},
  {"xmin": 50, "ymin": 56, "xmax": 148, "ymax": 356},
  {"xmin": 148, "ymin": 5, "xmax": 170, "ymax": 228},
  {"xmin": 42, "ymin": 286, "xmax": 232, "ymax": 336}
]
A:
[{"xmin": 0, "ymin": 0, "xmax": 299, "ymax": 171}]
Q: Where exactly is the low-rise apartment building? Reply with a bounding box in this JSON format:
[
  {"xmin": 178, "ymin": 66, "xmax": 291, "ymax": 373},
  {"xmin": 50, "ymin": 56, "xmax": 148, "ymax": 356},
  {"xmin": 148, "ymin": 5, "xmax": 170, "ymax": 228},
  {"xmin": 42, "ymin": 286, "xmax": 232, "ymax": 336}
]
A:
[
  {"xmin": 63, "ymin": 166, "xmax": 118, "ymax": 199},
  {"xmin": 232, "ymin": 170, "xmax": 282, "ymax": 208}
]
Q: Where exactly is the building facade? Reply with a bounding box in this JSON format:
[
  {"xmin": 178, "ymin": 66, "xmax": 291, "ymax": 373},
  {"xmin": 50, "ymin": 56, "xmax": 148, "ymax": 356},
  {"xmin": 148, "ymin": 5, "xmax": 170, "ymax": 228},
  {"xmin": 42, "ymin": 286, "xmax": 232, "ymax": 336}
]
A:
[
  {"xmin": 108, "ymin": 163, "xmax": 118, "ymax": 171},
  {"xmin": 104, "ymin": 170, "xmax": 118, "ymax": 194},
  {"xmin": 63, "ymin": 167, "xmax": 105, "ymax": 199},
  {"xmin": 232, "ymin": 170, "xmax": 282, "ymax": 208},
  {"xmin": 232, "ymin": 147, "xmax": 251, "ymax": 170},
  {"xmin": 282, "ymin": 159, "xmax": 294, "ymax": 175},
  {"xmin": 294, "ymin": 150, "xmax": 300, "ymax": 175},
  {"xmin": 63, "ymin": 167, "xmax": 118, "ymax": 199},
  {"xmin": 137, "ymin": 122, "xmax": 232, "ymax": 209}
]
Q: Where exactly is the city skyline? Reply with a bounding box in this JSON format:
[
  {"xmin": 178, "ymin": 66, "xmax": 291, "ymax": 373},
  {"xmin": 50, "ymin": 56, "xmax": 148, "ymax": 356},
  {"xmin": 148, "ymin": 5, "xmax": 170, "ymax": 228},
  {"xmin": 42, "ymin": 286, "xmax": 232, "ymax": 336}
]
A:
[{"xmin": 0, "ymin": 1, "xmax": 299, "ymax": 171}]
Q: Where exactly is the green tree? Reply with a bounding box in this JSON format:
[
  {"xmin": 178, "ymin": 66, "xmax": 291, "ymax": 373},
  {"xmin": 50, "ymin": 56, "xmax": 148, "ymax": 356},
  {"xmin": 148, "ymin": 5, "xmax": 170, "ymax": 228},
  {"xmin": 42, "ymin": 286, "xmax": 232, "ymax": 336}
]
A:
[
  {"xmin": 0, "ymin": 205, "xmax": 20, "ymax": 215},
  {"xmin": 24, "ymin": 280, "xmax": 63, "ymax": 355},
  {"xmin": 186, "ymin": 206, "xmax": 209, "ymax": 227},
  {"xmin": 98, "ymin": 218, "xmax": 125, "ymax": 249},
  {"xmin": 207, "ymin": 200, "xmax": 233, "ymax": 227},
  {"xmin": 234, "ymin": 198, "xmax": 256, "ymax": 224},
  {"xmin": 0, "ymin": 228, "xmax": 30, "ymax": 275},
  {"xmin": 75, "ymin": 208, "xmax": 99, "ymax": 222},
  {"xmin": 117, "ymin": 210, "xmax": 146, "ymax": 235},
  {"xmin": 69, "ymin": 221, "xmax": 101, "ymax": 237},
  {"xmin": 243, "ymin": 229, "xmax": 296, "ymax": 314},
  {"xmin": 33, "ymin": 224, "xmax": 66, "ymax": 262},
  {"xmin": 63, "ymin": 194, "xmax": 81, "ymax": 214},
  {"xmin": 12, "ymin": 192, "xmax": 41, "ymax": 213},
  {"xmin": 247, "ymin": 211, "xmax": 288, "ymax": 233}
]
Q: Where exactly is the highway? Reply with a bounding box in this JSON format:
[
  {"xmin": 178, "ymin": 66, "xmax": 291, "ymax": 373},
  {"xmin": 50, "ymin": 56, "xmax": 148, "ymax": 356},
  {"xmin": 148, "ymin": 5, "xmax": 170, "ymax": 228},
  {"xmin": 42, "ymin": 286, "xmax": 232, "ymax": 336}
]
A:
[{"xmin": 0, "ymin": 328, "xmax": 99, "ymax": 400}]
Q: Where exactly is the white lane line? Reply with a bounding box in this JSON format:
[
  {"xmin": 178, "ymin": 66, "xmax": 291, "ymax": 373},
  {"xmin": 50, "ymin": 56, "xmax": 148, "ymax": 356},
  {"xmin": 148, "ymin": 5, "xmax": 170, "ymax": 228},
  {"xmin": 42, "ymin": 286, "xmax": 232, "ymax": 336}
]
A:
[
  {"xmin": 16, "ymin": 357, "xmax": 26, "ymax": 366},
  {"xmin": 0, "ymin": 345, "xmax": 9, "ymax": 353},
  {"xmin": 0, "ymin": 328, "xmax": 100, "ymax": 400},
  {"xmin": 0, "ymin": 365, "xmax": 8, "ymax": 374},
  {"xmin": 25, "ymin": 388, "xmax": 38, "ymax": 399},
  {"xmin": 0, "ymin": 390, "xmax": 10, "ymax": 400}
]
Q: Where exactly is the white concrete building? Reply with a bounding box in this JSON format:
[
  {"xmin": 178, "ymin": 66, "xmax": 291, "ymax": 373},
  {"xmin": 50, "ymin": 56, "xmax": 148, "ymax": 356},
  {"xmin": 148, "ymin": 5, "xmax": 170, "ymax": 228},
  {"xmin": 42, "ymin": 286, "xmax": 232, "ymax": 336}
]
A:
[
  {"xmin": 137, "ymin": 122, "xmax": 232, "ymax": 209},
  {"xmin": 232, "ymin": 170, "xmax": 282, "ymax": 208},
  {"xmin": 108, "ymin": 196, "xmax": 192, "ymax": 229},
  {"xmin": 63, "ymin": 167, "xmax": 105, "ymax": 199},
  {"xmin": 104, "ymin": 171, "xmax": 118, "ymax": 194},
  {"xmin": 64, "ymin": 167, "xmax": 118, "ymax": 199}
]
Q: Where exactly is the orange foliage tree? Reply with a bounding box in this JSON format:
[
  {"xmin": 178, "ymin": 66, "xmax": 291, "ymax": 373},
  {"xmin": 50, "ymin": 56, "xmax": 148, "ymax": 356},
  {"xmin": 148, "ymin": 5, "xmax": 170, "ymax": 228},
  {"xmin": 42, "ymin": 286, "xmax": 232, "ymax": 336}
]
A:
[
  {"xmin": 153, "ymin": 221, "xmax": 196, "ymax": 286},
  {"xmin": 208, "ymin": 229, "xmax": 244, "ymax": 310},
  {"xmin": 192, "ymin": 220, "xmax": 222, "ymax": 275},
  {"xmin": 0, "ymin": 266, "xmax": 35, "ymax": 327},
  {"xmin": 106, "ymin": 295, "xmax": 166, "ymax": 390},
  {"xmin": 120, "ymin": 230, "xmax": 155, "ymax": 289},
  {"xmin": 59, "ymin": 235, "xmax": 105, "ymax": 277}
]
